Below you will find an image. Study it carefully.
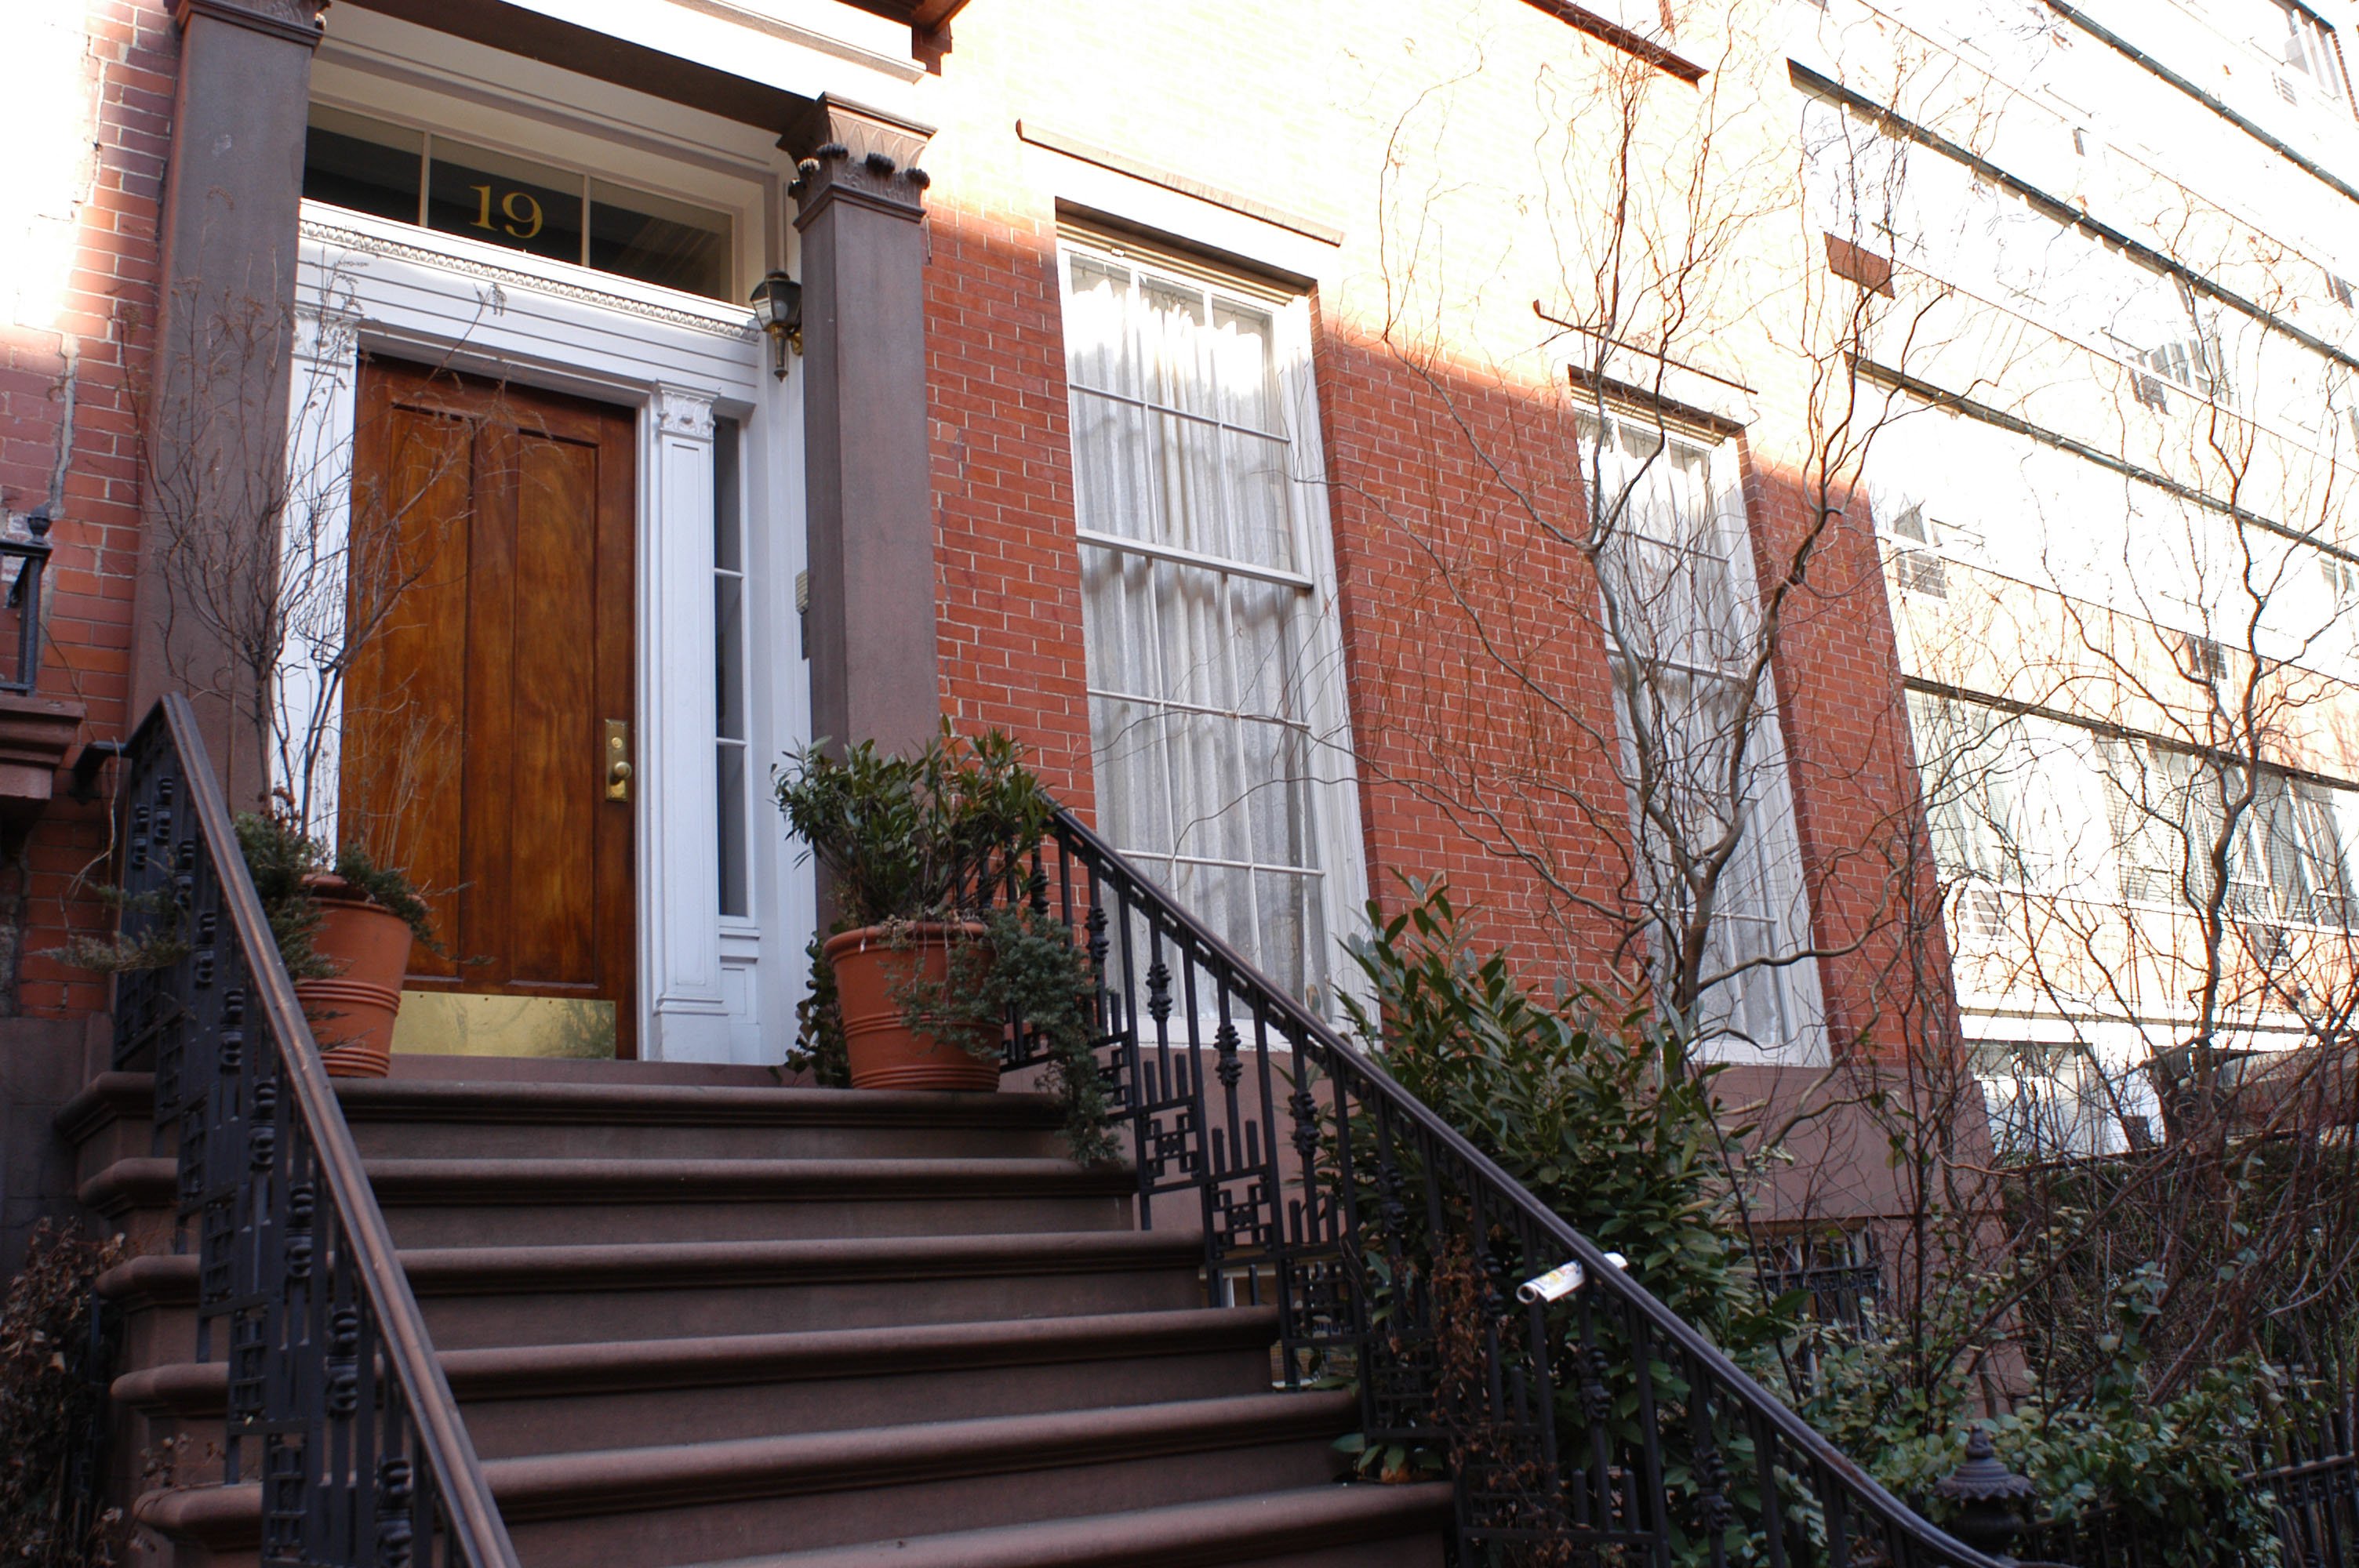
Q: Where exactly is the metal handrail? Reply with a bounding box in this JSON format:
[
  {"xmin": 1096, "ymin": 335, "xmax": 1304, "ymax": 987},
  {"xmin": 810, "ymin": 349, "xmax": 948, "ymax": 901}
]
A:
[
  {"xmin": 111, "ymin": 695, "xmax": 516, "ymax": 1567},
  {"xmin": 1001, "ymin": 804, "xmax": 2008, "ymax": 1565}
]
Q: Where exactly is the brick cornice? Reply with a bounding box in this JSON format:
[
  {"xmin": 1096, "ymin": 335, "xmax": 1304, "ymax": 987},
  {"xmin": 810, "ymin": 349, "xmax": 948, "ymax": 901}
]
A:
[
  {"xmin": 172, "ymin": 0, "xmax": 326, "ymax": 48},
  {"xmin": 785, "ymin": 96, "xmax": 936, "ymax": 229}
]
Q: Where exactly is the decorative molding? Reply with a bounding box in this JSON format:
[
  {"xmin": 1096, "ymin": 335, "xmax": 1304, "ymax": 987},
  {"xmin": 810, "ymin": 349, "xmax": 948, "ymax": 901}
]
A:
[
  {"xmin": 290, "ymin": 302, "xmax": 364, "ymax": 368},
  {"xmin": 652, "ymin": 385, "xmax": 718, "ymax": 441},
  {"xmin": 786, "ymin": 96, "xmax": 936, "ymax": 226},
  {"xmin": 298, "ymin": 217, "xmax": 762, "ymax": 343},
  {"xmin": 173, "ymin": 0, "xmax": 325, "ymax": 48},
  {"xmin": 1018, "ymin": 122, "xmax": 1343, "ymax": 247}
]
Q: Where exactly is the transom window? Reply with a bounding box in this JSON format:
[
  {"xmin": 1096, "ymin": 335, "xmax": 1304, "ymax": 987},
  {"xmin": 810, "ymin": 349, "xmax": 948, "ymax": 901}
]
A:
[
  {"xmin": 301, "ymin": 105, "xmax": 735, "ymax": 301},
  {"xmin": 1056, "ymin": 234, "xmax": 1350, "ymax": 1000}
]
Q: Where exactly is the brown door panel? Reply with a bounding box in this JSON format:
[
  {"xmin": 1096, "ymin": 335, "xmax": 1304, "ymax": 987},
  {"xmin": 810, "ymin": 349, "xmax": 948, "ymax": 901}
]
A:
[{"xmin": 343, "ymin": 358, "xmax": 638, "ymax": 1055}]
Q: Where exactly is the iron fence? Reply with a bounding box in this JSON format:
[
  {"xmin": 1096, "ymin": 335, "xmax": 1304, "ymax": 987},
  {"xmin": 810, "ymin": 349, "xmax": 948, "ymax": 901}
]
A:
[
  {"xmin": 109, "ymin": 695, "xmax": 515, "ymax": 1568},
  {"xmin": 990, "ymin": 807, "xmax": 2011, "ymax": 1566}
]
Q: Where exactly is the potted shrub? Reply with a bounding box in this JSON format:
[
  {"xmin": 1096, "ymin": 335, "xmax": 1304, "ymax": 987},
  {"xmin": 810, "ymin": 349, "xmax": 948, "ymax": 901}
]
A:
[
  {"xmin": 236, "ymin": 814, "xmax": 439, "ymax": 1078},
  {"xmin": 62, "ymin": 812, "xmax": 439, "ymax": 1079},
  {"xmin": 776, "ymin": 729, "xmax": 1114, "ymax": 1161}
]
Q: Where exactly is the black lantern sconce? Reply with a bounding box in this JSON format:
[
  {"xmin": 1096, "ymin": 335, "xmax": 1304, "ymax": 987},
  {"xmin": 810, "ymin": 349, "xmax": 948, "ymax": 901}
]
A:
[{"xmin": 751, "ymin": 270, "xmax": 804, "ymax": 380}]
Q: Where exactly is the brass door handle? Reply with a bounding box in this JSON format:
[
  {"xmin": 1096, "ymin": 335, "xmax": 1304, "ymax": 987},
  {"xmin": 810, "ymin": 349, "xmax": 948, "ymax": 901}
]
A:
[{"xmin": 605, "ymin": 720, "xmax": 631, "ymax": 801}]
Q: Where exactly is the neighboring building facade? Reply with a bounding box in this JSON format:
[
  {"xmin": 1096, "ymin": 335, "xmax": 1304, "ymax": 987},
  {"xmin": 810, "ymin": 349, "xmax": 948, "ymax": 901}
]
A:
[{"xmin": 1813, "ymin": 0, "xmax": 2359, "ymax": 1152}]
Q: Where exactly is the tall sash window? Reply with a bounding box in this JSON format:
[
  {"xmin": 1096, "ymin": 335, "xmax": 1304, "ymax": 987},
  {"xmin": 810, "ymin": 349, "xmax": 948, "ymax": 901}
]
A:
[
  {"xmin": 1056, "ymin": 234, "xmax": 1358, "ymax": 1001},
  {"xmin": 1580, "ymin": 406, "xmax": 1825, "ymax": 1058}
]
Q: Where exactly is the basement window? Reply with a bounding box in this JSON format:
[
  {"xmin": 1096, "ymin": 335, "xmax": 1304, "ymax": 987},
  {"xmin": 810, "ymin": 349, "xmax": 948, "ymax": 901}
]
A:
[{"xmin": 301, "ymin": 105, "xmax": 736, "ymax": 301}]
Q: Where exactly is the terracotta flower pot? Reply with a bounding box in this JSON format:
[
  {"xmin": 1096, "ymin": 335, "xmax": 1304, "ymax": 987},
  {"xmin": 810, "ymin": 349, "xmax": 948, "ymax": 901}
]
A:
[
  {"xmin": 293, "ymin": 875, "xmax": 413, "ymax": 1079},
  {"xmin": 823, "ymin": 922, "xmax": 1001, "ymax": 1092}
]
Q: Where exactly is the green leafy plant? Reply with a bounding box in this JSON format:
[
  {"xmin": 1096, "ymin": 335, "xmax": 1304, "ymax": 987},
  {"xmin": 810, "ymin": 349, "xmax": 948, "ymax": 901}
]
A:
[
  {"xmin": 891, "ymin": 905, "xmax": 1114, "ymax": 1164},
  {"xmin": 787, "ymin": 931, "xmax": 850, "ymax": 1088},
  {"xmin": 1792, "ymin": 1266, "xmax": 2285, "ymax": 1563},
  {"xmin": 776, "ymin": 730, "xmax": 1110, "ymax": 1163},
  {"xmin": 774, "ymin": 727, "xmax": 1052, "ymax": 927},
  {"xmin": 1, "ymin": 1221, "xmax": 126, "ymax": 1567},
  {"xmin": 1343, "ymin": 876, "xmax": 1772, "ymax": 1342},
  {"xmin": 56, "ymin": 812, "xmax": 438, "ymax": 982}
]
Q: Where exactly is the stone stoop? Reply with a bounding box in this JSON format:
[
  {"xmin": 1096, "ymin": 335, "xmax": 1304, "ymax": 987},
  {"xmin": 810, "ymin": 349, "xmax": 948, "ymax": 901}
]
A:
[{"xmin": 58, "ymin": 1061, "xmax": 1451, "ymax": 1568}]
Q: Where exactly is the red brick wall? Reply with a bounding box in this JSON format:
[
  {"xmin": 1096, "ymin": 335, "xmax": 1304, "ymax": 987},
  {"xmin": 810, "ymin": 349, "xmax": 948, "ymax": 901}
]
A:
[
  {"xmin": 2, "ymin": 1, "xmax": 175, "ymax": 1018},
  {"xmin": 912, "ymin": 0, "xmax": 1961, "ymax": 1060},
  {"xmin": 926, "ymin": 210, "xmax": 1096, "ymax": 813}
]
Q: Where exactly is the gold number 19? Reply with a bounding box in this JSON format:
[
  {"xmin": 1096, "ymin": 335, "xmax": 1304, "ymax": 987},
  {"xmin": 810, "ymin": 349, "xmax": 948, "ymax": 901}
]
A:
[{"xmin": 469, "ymin": 184, "xmax": 546, "ymax": 241}]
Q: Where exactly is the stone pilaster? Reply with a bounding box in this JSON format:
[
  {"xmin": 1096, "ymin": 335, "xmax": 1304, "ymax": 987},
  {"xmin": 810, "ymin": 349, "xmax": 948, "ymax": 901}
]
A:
[
  {"xmin": 132, "ymin": 0, "xmax": 323, "ymax": 805},
  {"xmin": 786, "ymin": 96, "xmax": 941, "ymax": 760}
]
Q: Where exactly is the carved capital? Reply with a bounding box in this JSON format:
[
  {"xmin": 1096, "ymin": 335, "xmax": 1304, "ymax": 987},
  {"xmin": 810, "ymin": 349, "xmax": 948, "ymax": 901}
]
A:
[
  {"xmin": 173, "ymin": 0, "xmax": 325, "ymax": 48},
  {"xmin": 291, "ymin": 303, "xmax": 362, "ymax": 369},
  {"xmin": 784, "ymin": 96, "xmax": 936, "ymax": 227},
  {"xmin": 652, "ymin": 385, "xmax": 717, "ymax": 441}
]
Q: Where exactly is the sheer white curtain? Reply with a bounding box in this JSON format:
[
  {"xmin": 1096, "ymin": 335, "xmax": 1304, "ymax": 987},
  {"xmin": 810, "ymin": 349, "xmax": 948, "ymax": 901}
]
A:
[{"xmin": 1061, "ymin": 245, "xmax": 1332, "ymax": 996}]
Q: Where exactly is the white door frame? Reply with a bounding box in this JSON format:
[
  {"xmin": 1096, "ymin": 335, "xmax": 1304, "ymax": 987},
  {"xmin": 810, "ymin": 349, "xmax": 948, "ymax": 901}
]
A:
[{"xmin": 282, "ymin": 200, "xmax": 808, "ymax": 1063}]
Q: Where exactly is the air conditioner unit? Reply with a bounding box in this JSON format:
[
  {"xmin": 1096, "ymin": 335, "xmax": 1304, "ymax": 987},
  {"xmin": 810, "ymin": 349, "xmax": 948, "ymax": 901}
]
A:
[
  {"xmin": 1953, "ymin": 885, "xmax": 2009, "ymax": 947},
  {"xmin": 1892, "ymin": 549, "xmax": 1949, "ymax": 599}
]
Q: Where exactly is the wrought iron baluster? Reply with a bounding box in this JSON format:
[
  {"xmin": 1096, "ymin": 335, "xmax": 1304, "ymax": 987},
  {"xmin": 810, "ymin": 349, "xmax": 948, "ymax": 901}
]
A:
[
  {"xmin": 1020, "ymin": 808, "xmax": 2008, "ymax": 1568},
  {"xmin": 103, "ymin": 698, "xmax": 517, "ymax": 1568}
]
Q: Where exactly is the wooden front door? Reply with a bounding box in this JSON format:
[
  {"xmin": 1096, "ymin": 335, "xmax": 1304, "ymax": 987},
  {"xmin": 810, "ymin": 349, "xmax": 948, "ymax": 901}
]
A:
[{"xmin": 342, "ymin": 358, "xmax": 638, "ymax": 1057}]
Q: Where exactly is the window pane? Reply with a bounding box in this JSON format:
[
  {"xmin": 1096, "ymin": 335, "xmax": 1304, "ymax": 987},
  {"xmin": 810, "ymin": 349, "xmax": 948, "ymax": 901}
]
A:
[
  {"xmin": 1138, "ymin": 278, "xmax": 1214, "ymax": 417},
  {"xmin": 713, "ymin": 418, "xmax": 743, "ymax": 572},
  {"xmin": 714, "ymin": 575, "xmax": 745, "ymax": 742},
  {"xmin": 1211, "ymin": 303, "xmax": 1281, "ymax": 433},
  {"xmin": 1222, "ymin": 430, "xmax": 1295, "ymax": 573},
  {"xmin": 1153, "ymin": 410, "xmax": 1228, "ymax": 559},
  {"xmin": 717, "ymin": 742, "xmax": 748, "ymax": 918},
  {"xmin": 590, "ymin": 179, "xmax": 732, "ymax": 300},
  {"xmin": 426, "ymin": 140, "xmax": 583, "ymax": 267},
  {"xmin": 1065, "ymin": 255, "xmax": 1140, "ymax": 397},
  {"xmin": 1070, "ymin": 391, "xmax": 1158, "ymax": 543},
  {"xmin": 304, "ymin": 107, "xmax": 422, "ymax": 224}
]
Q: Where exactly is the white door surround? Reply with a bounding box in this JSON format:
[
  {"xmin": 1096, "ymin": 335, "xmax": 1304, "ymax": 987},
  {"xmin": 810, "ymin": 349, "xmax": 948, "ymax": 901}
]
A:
[{"xmin": 285, "ymin": 200, "xmax": 809, "ymax": 1064}]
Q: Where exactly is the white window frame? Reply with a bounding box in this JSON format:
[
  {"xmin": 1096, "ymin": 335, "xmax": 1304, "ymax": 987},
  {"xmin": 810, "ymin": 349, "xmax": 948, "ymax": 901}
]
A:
[
  {"xmin": 1578, "ymin": 402, "xmax": 1827, "ymax": 1063},
  {"xmin": 1054, "ymin": 227, "xmax": 1369, "ymax": 1014}
]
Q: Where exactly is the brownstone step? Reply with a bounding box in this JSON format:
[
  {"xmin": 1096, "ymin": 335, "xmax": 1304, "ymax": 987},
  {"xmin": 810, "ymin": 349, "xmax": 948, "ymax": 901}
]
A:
[
  {"xmin": 115, "ymin": 1305, "xmax": 1283, "ymax": 1457},
  {"xmin": 98, "ymin": 1229, "xmax": 1209, "ymax": 1359},
  {"xmin": 135, "ymin": 1390, "xmax": 1364, "ymax": 1568},
  {"xmin": 58, "ymin": 1071, "xmax": 1075, "ymax": 1170},
  {"xmin": 687, "ymin": 1483, "xmax": 1456, "ymax": 1568},
  {"xmin": 81, "ymin": 1154, "xmax": 1136, "ymax": 1245}
]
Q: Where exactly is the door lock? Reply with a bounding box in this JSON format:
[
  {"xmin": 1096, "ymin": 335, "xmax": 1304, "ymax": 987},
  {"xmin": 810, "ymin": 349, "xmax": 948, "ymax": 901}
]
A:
[{"xmin": 605, "ymin": 720, "xmax": 631, "ymax": 802}]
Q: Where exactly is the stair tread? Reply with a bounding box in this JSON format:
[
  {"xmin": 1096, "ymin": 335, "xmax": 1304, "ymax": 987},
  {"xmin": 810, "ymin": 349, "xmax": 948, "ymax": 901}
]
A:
[
  {"xmin": 134, "ymin": 1392, "xmax": 1361, "ymax": 1543},
  {"xmin": 485, "ymin": 1389, "xmax": 1357, "ymax": 1518},
  {"xmin": 61, "ymin": 1071, "xmax": 1069, "ymax": 1138},
  {"xmin": 83, "ymin": 1154, "xmax": 1134, "ymax": 1209},
  {"xmin": 681, "ymin": 1483, "xmax": 1456, "ymax": 1568},
  {"xmin": 116, "ymin": 1305, "xmax": 1281, "ymax": 1410},
  {"xmin": 340, "ymin": 1077, "xmax": 1067, "ymax": 1125},
  {"xmin": 99, "ymin": 1227, "xmax": 1205, "ymax": 1303}
]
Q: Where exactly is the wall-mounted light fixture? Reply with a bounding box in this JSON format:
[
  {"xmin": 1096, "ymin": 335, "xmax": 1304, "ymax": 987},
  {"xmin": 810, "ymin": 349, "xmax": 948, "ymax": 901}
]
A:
[{"xmin": 751, "ymin": 270, "xmax": 804, "ymax": 380}]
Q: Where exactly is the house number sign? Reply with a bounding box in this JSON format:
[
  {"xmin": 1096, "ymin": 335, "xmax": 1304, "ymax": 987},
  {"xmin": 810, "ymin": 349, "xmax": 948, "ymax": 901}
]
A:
[
  {"xmin": 424, "ymin": 150, "xmax": 582, "ymax": 266},
  {"xmin": 469, "ymin": 184, "xmax": 545, "ymax": 241}
]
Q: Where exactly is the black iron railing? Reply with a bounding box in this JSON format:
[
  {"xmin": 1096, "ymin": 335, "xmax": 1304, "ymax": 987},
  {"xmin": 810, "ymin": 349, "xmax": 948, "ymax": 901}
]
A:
[
  {"xmin": 0, "ymin": 506, "xmax": 54, "ymax": 695},
  {"xmin": 993, "ymin": 807, "xmax": 2009, "ymax": 1566},
  {"xmin": 110, "ymin": 695, "xmax": 515, "ymax": 1568}
]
